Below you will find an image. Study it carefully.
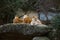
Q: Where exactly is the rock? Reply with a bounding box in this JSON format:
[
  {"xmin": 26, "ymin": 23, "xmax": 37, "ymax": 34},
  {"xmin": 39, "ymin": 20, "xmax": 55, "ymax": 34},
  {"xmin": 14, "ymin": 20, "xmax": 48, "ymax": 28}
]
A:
[
  {"xmin": 33, "ymin": 37, "xmax": 50, "ymax": 40},
  {"xmin": 0, "ymin": 23, "xmax": 51, "ymax": 35},
  {"xmin": 0, "ymin": 23, "xmax": 52, "ymax": 40}
]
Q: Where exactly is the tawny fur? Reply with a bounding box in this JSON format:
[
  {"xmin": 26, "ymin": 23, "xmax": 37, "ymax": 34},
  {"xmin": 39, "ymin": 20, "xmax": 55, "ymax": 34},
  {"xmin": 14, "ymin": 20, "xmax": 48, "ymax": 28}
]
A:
[
  {"xmin": 23, "ymin": 15, "xmax": 32, "ymax": 24},
  {"xmin": 31, "ymin": 16, "xmax": 42, "ymax": 25},
  {"xmin": 13, "ymin": 16, "xmax": 23, "ymax": 23}
]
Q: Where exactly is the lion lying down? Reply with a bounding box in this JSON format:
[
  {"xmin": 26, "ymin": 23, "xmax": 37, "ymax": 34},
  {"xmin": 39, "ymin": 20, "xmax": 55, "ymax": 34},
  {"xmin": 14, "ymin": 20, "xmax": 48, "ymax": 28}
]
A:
[
  {"xmin": 23, "ymin": 15, "xmax": 32, "ymax": 24},
  {"xmin": 13, "ymin": 16, "xmax": 23, "ymax": 23},
  {"xmin": 30, "ymin": 16, "xmax": 42, "ymax": 25},
  {"xmin": 13, "ymin": 15, "xmax": 42, "ymax": 25},
  {"xmin": 13, "ymin": 15, "xmax": 32, "ymax": 24}
]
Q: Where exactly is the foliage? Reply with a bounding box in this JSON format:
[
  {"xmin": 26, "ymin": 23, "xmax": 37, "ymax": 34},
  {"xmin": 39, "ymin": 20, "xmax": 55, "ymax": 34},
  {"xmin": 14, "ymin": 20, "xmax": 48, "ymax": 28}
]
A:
[
  {"xmin": 0, "ymin": 0, "xmax": 25, "ymax": 23},
  {"xmin": 19, "ymin": 0, "xmax": 37, "ymax": 14},
  {"xmin": 0, "ymin": 0, "xmax": 38, "ymax": 24},
  {"xmin": 49, "ymin": 14, "xmax": 60, "ymax": 40},
  {"xmin": 51, "ymin": 14, "xmax": 60, "ymax": 29},
  {"xmin": 0, "ymin": 0, "xmax": 60, "ymax": 24}
]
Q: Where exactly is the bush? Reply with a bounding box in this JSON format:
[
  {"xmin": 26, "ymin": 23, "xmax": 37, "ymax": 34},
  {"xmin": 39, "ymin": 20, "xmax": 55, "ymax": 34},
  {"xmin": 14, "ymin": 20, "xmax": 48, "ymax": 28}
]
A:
[
  {"xmin": 51, "ymin": 14, "xmax": 60, "ymax": 29},
  {"xmin": 49, "ymin": 14, "xmax": 60, "ymax": 40}
]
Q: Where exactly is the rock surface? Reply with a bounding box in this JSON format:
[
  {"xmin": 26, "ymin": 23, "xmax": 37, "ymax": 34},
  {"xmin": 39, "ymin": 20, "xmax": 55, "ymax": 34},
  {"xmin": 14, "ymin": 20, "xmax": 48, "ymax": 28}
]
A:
[
  {"xmin": 33, "ymin": 37, "xmax": 50, "ymax": 40},
  {"xmin": 0, "ymin": 23, "xmax": 52, "ymax": 40}
]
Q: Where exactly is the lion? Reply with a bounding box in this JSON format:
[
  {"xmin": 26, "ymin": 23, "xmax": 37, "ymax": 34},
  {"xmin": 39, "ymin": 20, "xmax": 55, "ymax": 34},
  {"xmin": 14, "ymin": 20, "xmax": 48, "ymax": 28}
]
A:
[
  {"xmin": 31, "ymin": 16, "xmax": 42, "ymax": 25},
  {"xmin": 13, "ymin": 16, "xmax": 23, "ymax": 23},
  {"xmin": 23, "ymin": 15, "xmax": 32, "ymax": 24}
]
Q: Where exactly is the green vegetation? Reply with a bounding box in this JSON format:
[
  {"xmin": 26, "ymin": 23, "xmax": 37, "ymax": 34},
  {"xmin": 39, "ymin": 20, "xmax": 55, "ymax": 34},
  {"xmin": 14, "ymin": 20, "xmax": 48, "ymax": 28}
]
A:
[
  {"xmin": 49, "ymin": 14, "xmax": 60, "ymax": 40},
  {"xmin": 0, "ymin": 0, "xmax": 60, "ymax": 24}
]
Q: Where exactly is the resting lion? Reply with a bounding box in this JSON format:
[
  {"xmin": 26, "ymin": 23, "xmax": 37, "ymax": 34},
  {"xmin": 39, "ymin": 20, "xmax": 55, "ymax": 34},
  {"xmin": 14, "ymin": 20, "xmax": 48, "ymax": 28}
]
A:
[
  {"xmin": 23, "ymin": 15, "xmax": 32, "ymax": 24},
  {"xmin": 13, "ymin": 16, "xmax": 23, "ymax": 23},
  {"xmin": 31, "ymin": 16, "xmax": 42, "ymax": 25}
]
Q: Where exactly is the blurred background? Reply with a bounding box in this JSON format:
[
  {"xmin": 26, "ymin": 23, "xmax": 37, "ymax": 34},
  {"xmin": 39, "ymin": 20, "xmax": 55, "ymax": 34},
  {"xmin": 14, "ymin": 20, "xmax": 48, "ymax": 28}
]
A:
[{"xmin": 0, "ymin": 0, "xmax": 60, "ymax": 25}]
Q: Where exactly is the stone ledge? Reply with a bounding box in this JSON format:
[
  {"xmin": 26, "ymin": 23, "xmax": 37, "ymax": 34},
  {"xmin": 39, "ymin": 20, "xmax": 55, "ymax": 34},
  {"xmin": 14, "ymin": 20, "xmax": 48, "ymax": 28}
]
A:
[
  {"xmin": 0, "ymin": 23, "xmax": 52, "ymax": 35},
  {"xmin": 0, "ymin": 23, "xmax": 52, "ymax": 40}
]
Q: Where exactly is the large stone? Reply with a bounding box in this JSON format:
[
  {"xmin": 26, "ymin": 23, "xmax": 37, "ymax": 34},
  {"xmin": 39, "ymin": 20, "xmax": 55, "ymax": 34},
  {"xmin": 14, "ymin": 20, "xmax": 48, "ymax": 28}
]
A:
[
  {"xmin": 0, "ymin": 23, "xmax": 52, "ymax": 40},
  {"xmin": 33, "ymin": 37, "xmax": 50, "ymax": 40},
  {"xmin": 0, "ymin": 23, "xmax": 51, "ymax": 35}
]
